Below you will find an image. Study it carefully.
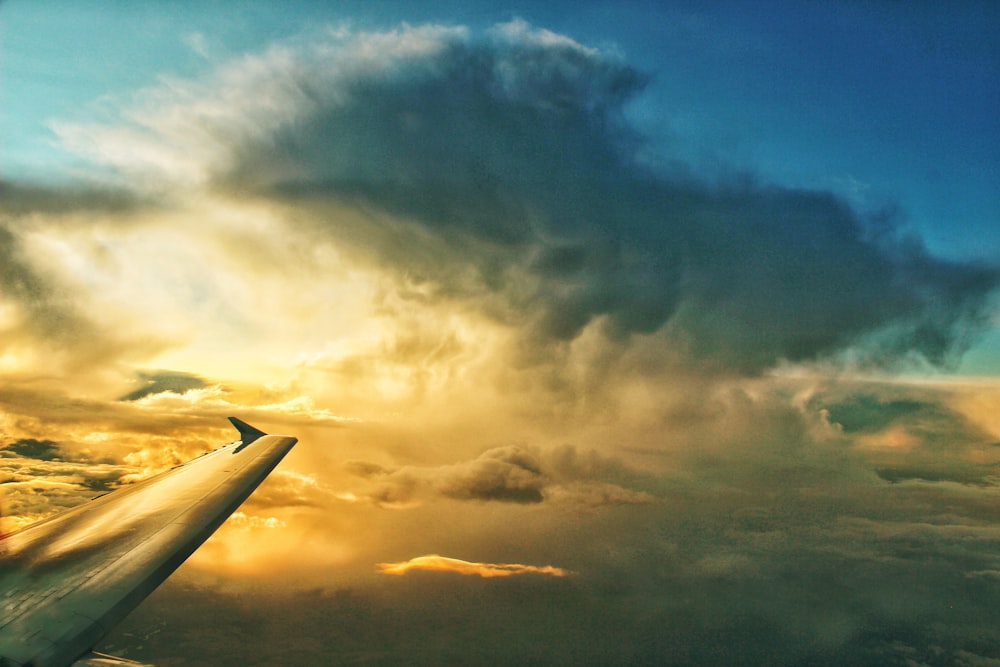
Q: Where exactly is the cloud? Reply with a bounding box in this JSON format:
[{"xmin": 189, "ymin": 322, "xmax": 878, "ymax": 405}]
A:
[
  {"xmin": 119, "ymin": 370, "xmax": 207, "ymax": 401},
  {"xmin": 0, "ymin": 371, "xmax": 989, "ymax": 663},
  {"xmin": 121, "ymin": 379, "xmax": 353, "ymax": 428},
  {"xmin": 0, "ymin": 222, "xmax": 115, "ymax": 367},
  {"xmin": 348, "ymin": 447, "xmax": 548, "ymax": 507},
  {"xmin": 183, "ymin": 31, "xmax": 211, "ymax": 60},
  {"xmin": 543, "ymin": 480, "xmax": 655, "ymax": 508},
  {"xmin": 874, "ymin": 463, "xmax": 999, "ymax": 487},
  {"xmin": 0, "ymin": 455, "xmax": 136, "ymax": 526},
  {"xmin": 0, "ymin": 183, "xmax": 176, "ymax": 376},
  {"xmin": 0, "ymin": 179, "xmax": 141, "ymax": 217},
  {"xmin": 52, "ymin": 21, "xmax": 997, "ymax": 375},
  {"xmin": 377, "ymin": 554, "xmax": 572, "ymax": 578},
  {"xmin": 348, "ymin": 443, "xmax": 656, "ymax": 509},
  {"xmin": 5, "ymin": 18, "xmax": 995, "ymax": 436},
  {"xmin": 98, "ymin": 460, "xmax": 1000, "ymax": 664},
  {"xmin": 2, "ymin": 438, "xmax": 62, "ymax": 461},
  {"xmin": 435, "ymin": 446, "xmax": 545, "ymax": 503}
]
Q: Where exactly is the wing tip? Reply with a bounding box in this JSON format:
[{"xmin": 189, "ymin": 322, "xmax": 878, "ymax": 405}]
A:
[{"xmin": 228, "ymin": 417, "xmax": 267, "ymax": 449}]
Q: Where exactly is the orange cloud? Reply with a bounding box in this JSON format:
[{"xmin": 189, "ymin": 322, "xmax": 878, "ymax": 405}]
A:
[{"xmin": 377, "ymin": 554, "xmax": 572, "ymax": 578}]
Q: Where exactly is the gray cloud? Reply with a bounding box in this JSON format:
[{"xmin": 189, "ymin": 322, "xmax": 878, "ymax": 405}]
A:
[
  {"xmin": 435, "ymin": 446, "xmax": 545, "ymax": 503},
  {"xmin": 119, "ymin": 370, "xmax": 208, "ymax": 401},
  {"xmin": 349, "ymin": 443, "xmax": 654, "ymax": 508},
  {"xmin": 2, "ymin": 438, "xmax": 61, "ymax": 461},
  {"xmin": 357, "ymin": 446, "xmax": 547, "ymax": 506}
]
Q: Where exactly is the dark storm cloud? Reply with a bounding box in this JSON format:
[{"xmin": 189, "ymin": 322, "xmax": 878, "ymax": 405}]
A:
[
  {"xmin": 194, "ymin": 22, "xmax": 999, "ymax": 373},
  {"xmin": 119, "ymin": 370, "xmax": 208, "ymax": 401}
]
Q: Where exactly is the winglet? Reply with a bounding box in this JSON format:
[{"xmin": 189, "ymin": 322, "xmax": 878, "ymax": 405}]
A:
[{"xmin": 229, "ymin": 417, "xmax": 267, "ymax": 452}]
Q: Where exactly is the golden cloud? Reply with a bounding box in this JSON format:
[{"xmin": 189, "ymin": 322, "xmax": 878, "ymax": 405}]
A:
[{"xmin": 376, "ymin": 554, "xmax": 573, "ymax": 578}]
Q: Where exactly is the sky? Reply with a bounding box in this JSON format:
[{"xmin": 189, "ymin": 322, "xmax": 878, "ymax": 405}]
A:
[{"xmin": 1, "ymin": 1, "xmax": 999, "ymax": 664}]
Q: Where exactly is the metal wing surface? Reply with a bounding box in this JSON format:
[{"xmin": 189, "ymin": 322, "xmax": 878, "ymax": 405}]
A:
[{"xmin": 0, "ymin": 418, "xmax": 297, "ymax": 667}]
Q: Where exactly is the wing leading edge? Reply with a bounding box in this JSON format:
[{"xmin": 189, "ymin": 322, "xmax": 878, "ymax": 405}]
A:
[{"xmin": 0, "ymin": 419, "xmax": 297, "ymax": 667}]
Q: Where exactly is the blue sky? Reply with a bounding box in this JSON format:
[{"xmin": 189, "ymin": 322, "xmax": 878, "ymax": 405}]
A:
[{"xmin": 2, "ymin": 3, "xmax": 1000, "ymax": 664}]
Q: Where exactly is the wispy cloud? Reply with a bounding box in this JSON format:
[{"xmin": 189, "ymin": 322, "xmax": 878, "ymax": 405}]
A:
[{"xmin": 377, "ymin": 554, "xmax": 572, "ymax": 578}]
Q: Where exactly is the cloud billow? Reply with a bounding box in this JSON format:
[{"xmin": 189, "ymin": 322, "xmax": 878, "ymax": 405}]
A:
[
  {"xmin": 346, "ymin": 442, "xmax": 653, "ymax": 509},
  {"xmin": 64, "ymin": 21, "xmax": 999, "ymax": 374}
]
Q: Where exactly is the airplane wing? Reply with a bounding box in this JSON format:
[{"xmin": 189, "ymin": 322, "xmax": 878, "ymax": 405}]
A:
[{"xmin": 0, "ymin": 418, "xmax": 297, "ymax": 667}]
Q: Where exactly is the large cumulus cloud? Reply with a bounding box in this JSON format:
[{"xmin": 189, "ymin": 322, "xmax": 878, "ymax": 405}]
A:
[{"xmin": 58, "ymin": 20, "xmax": 998, "ymax": 375}]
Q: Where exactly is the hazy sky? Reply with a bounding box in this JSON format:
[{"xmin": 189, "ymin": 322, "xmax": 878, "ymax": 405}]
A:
[{"xmin": 2, "ymin": 2, "xmax": 999, "ymax": 664}]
